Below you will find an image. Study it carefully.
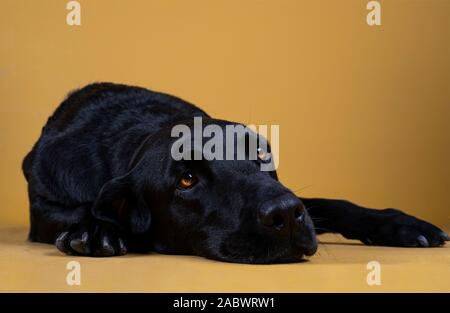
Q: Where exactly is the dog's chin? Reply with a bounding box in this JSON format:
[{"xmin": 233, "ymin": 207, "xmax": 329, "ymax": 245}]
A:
[
  {"xmin": 200, "ymin": 229, "xmax": 318, "ymax": 264},
  {"xmin": 204, "ymin": 247, "xmax": 311, "ymax": 264}
]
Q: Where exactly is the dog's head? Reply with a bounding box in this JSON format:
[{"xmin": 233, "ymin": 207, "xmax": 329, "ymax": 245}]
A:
[{"xmin": 92, "ymin": 118, "xmax": 317, "ymax": 263}]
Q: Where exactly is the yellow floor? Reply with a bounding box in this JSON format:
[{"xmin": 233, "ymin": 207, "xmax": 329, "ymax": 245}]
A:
[{"xmin": 0, "ymin": 227, "xmax": 448, "ymax": 292}]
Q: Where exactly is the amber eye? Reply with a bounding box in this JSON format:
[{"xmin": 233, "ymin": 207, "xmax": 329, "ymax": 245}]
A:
[
  {"xmin": 177, "ymin": 171, "xmax": 198, "ymax": 189},
  {"xmin": 257, "ymin": 147, "xmax": 270, "ymax": 162},
  {"xmin": 257, "ymin": 147, "xmax": 266, "ymax": 160}
]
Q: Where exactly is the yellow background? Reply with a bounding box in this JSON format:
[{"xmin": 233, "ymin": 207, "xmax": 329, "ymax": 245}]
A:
[
  {"xmin": 1, "ymin": 0, "xmax": 449, "ymax": 228},
  {"xmin": 0, "ymin": 0, "xmax": 449, "ymax": 292}
]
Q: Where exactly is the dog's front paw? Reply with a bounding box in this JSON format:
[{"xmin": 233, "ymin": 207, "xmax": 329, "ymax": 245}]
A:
[
  {"xmin": 361, "ymin": 209, "xmax": 449, "ymax": 247},
  {"xmin": 55, "ymin": 221, "xmax": 127, "ymax": 257}
]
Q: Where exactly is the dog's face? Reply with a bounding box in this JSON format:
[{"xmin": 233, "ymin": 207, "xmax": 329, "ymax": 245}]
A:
[{"xmin": 93, "ymin": 121, "xmax": 317, "ymax": 264}]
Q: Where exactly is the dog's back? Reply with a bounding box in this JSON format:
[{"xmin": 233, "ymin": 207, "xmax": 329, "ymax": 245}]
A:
[{"xmin": 39, "ymin": 82, "xmax": 206, "ymax": 135}]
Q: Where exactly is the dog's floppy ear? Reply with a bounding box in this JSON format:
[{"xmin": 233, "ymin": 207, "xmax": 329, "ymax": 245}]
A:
[{"xmin": 91, "ymin": 172, "xmax": 151, "ymax": 234}]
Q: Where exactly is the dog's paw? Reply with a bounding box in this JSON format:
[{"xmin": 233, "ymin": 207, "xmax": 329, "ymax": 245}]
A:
[
  {"xmin": 361, "ymin": 209, "xmax": 449, "ymax": 247},
  {"xmin": 55, "ymin": 221, "xmax": 127, "ymax": 257}
]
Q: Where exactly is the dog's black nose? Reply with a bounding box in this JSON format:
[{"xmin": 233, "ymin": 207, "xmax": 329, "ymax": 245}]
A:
[{"xmin": 258, "ymin": 195, "xmax": 305, "ymax": 234}]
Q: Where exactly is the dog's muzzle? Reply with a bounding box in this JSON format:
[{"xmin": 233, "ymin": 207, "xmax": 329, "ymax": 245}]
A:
[{"xmin": 257, "ymin": 194, "xmax": 318, "ymax": 256}]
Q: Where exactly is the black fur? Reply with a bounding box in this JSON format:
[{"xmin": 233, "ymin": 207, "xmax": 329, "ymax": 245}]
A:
[{"xmin": 23, "ymin": 83, "xmax": 449, "ymax": 263}]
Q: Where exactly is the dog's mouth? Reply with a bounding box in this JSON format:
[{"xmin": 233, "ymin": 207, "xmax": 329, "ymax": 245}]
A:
[
  {"xmin": 211, "ymin": 246, "xmax": 311, "ymax": 264},
  {"xmin": 205, "ymin": 234, "xmax": 318, "ymax": 264}
]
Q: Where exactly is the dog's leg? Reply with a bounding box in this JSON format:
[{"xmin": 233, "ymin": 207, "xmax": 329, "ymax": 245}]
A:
[
  {"xmin": 55, "ymin": 215, "xmax": 128, "ymax": 257},
  {"xmin": 300, "ymin": 198, "xmax": 449, "ymax": 247}
]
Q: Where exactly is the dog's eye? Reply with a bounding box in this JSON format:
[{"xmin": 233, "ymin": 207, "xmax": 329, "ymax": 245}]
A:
[
  {"xmin": 257, "ymin": 147, "xmax": 271, "ymax": 162},
  {"xmin": 177, "ymin": 170, "xmax": 198, "ymax": 190}
]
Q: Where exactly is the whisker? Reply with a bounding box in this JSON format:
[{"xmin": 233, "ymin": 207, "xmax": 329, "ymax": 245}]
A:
[
  {"xmin": 314, "ymin": 227, "xmax": 332, "ymax": 233},
  {"xmin": 305, "ymin": 205, "xmax": 322, "ymax": 211},
  {"xmin": 316, "ymin": 239, "xmax": 331, "ymax": 257},
  {"xmin": 311, "ymin": 217, "xmax": 328, "ymax": 222},
  {"xmin": 291, "ymin": 185, "xmax": 313, "ymax": 194}
]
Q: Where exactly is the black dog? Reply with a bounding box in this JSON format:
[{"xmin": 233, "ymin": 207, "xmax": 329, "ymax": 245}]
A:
[{"xmin": 22, "ymin": 83, "xmax": 449, "ymax": 263}]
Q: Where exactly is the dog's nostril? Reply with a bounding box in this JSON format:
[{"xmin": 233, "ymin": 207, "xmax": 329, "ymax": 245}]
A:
[
  {"xmin": 294, "ymin": 206, "xmax": 304, "ymax": 220},
  {"xmin": 272, "ymin": 214, "xmax": 284, "ymax": 229}
]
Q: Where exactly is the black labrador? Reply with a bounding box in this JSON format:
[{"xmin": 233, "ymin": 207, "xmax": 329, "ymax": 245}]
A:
[{"xmin": 22, "ymin": 83, "xmax": 449, "ymax": 263}]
